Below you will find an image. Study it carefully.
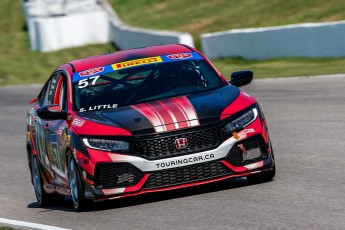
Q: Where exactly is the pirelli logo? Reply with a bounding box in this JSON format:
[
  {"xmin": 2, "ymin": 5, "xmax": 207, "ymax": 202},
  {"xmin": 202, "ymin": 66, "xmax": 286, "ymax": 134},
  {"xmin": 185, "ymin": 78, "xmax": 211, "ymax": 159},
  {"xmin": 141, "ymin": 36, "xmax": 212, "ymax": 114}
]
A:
[{"xmin": 112, "ymin": 56, "xmax": 163, "ymax": 70}]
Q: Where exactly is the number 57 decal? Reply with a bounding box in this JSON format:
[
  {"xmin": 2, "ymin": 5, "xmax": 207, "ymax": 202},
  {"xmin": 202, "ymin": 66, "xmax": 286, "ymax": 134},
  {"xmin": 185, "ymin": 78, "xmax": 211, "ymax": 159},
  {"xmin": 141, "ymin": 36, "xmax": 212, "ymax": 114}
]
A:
[{"xmin": 78, "ymin": 76, "xmax": 100, "ymax": 88}]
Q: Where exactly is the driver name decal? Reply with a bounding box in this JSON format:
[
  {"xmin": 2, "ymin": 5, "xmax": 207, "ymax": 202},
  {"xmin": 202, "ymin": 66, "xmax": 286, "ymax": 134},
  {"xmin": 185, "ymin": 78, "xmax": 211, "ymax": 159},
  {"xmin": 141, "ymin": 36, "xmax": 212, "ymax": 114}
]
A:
[{"xmin": 79, "ymin": 104, "xmax": 118, "ymax": 112}]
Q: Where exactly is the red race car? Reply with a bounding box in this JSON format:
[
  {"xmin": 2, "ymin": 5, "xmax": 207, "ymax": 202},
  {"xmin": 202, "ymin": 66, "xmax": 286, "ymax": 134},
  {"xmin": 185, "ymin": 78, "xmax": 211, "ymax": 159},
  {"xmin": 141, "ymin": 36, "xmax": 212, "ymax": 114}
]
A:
[{"xmin": 26, "ymin": 44, "xmax": 275, "ymax": 211}]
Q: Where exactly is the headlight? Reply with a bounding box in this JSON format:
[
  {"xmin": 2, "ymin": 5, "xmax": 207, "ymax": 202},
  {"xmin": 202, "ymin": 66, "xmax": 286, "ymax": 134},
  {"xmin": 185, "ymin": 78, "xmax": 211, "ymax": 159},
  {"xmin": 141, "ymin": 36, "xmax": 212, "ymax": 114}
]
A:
[
  {"xmin": 223, "ymin": 108, "xmax": 258, "ymax": 134},
  {"xmin": 83, "ymin": 138, "xmax": 129, "ymax": 151}
]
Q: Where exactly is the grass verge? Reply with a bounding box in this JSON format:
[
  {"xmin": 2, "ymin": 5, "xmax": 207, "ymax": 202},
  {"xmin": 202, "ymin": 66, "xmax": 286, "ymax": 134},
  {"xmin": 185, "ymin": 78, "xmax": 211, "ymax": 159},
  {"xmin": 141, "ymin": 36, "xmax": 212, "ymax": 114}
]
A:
[
  {"xmin": 109, "ymin": 0, "xmax": 345, "ymax": 37},
  {"xmin": 213, "ymin": 57, "xmax": 345, "ymax": 79},
  {"xmin": 109, "ymin": 0, "xmax": 345, "ymax": 79},
  {"xmin": 0, "ymin": 226, "xmax": 14, "ymax": 230},
  {"xmin": 0, "ymin": 0, "xmax": 115, "ymax": 85},
  {"xmin": 0, "ymin": 0, "xmax": 344, "ymax": 85}
]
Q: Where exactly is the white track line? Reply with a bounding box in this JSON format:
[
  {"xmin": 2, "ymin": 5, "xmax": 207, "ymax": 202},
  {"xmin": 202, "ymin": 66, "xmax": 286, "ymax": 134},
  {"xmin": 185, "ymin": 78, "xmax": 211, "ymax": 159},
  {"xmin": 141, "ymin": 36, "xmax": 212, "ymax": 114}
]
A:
[{"xmin": 0, "ymin": 217, "xmax": 71, "ymax": 230}]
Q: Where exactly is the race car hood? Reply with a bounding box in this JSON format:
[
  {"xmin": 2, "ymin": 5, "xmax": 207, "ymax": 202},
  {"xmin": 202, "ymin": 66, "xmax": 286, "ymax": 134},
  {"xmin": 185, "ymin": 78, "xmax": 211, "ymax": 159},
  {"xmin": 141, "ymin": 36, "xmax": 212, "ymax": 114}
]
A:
[{"xmin": 78, "ymin": 85, "xmax": 242, "ymax": 135}]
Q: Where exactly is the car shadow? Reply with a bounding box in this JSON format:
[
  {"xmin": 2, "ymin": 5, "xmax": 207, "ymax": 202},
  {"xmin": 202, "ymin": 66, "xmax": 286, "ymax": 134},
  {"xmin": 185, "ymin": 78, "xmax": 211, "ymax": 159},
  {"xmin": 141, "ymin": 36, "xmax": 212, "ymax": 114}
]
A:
[{"xmin": 27, "ymin": 177, "xmax": 270, "ymax": 212}]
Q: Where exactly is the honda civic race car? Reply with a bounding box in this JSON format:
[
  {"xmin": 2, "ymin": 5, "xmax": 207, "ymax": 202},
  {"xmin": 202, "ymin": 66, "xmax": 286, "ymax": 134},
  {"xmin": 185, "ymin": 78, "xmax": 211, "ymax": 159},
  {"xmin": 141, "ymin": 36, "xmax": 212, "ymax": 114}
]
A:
[{"xmin": 26, "ymin": 44, "xmax": 275, "ymax": 211}]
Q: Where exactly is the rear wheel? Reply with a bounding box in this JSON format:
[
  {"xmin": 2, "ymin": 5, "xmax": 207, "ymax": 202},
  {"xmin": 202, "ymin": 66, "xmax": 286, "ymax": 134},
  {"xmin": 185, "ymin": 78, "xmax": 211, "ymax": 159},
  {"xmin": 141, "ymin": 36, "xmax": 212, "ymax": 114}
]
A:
[
  {"xmin": 32, "ymin": 155, "xmax": 63, "ymax": 207},
  {"xmin": 68, "ymin": 154, "xmax": 86, "ymax": 211}
]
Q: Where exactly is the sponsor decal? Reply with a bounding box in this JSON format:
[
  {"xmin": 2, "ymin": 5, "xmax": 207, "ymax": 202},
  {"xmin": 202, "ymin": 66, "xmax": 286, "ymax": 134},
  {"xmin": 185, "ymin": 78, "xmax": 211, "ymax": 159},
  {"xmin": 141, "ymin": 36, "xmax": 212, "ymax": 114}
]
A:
[
  {"xmin": 65, "ymin": 134, "xmax": 71, "ymax": 145},
  {"xmin": 112, "ymin": 56, "xmax": 163, "ymax": 70},
  {"xmin": 72, "ymin": 52, "xmax": 204, "ymax": 82},
  {"xmin": 61, "ymin": 127, "xmax": 70, "ymax": 145},
  {"xmin": 155, "ymin": 154, "xmax": 215, "ymax": 169},
  {"xmin": 26, "ymin": 132, "xmax": 31, "ymax": 141},
  {"xmin": 72, "ymin": 118, "xmax": 86, "ymax": 127},
  {"xmin": 79, "ymin": 67, "xmax": 105, "ymax": 77},
  {"xmin": 130, "ymin": 96, "xmax": 199, "ymax": 133},
  {"xmin": 167, "ymin": 53, "xmax": 193, "ymax": 59},
  {"xmin": 175, "ymin": 138, "xmax": 188, "ymax": 149},
  {"xmin": 233, "ymin": 132, "xmax": 240, "ymax": 140},
  {"xmin": 79, "ymin": 104, "xmax": 118, "ymax": 112},
  {"xmin": 72, "ymin": 66, "xmax": 111, "ymax": 82},
  {"xmin": 244, "ymin": 128, "xmax": 255, "ymax": 134},
  {"xmin": 30, "ymin": 115, "xmax": 36, "ymax": 125}
]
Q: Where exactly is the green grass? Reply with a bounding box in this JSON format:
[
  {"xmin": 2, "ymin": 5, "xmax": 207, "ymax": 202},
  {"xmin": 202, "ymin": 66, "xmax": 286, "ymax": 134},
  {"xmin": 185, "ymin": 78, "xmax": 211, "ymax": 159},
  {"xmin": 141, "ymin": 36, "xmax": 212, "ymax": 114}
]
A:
[
  {"xmin": 109, "ymin": 0, "xmax": 345, "ymax": 78},
  {"xmin": 0, "ymin": 0, "xmax": 115, "ymax": 85},
  {"xmin": 0, "ymin": 0, "xmax": 344, "ymax": 85},
  {"xmin": 213, "ymin": 57, "xmax": 345, "ymax": 78},
  {"xmin": 109, "ymin": 0, "xmax": 345, "ymax": 37},
  {"xmin": 0, "ymin": 227, "xmax": 14, "ymax": 230}
]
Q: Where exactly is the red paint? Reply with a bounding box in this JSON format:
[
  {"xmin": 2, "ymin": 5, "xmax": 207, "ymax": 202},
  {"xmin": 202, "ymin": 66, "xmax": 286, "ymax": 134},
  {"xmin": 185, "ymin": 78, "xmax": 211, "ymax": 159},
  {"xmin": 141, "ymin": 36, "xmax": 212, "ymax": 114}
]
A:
[
  {"xmin": 220, "ymin": 92, "xmax": 257, "ymax": 120},
  {"xmin": 124, "ymin": 174, "xmax": 150, "ymax": 193},
  {"xmin": 54, "ymin": 75, "xmax": 63, "ymax": 105},
  {"xmin": 102, "ymin": 172, "xmax": 255, "ymax": 201},
  {"xmin": 29, "ymin": 98, "xmax": 37, "ymax": 104},
  {"xmin": 221, "ymin": 160, "xmax": 248, "ymax": 173},
  {"xmin": 70, "ymin": 44, "xmax": 194, "ymax": 73},
  {"xmin": 72, "ymin": 116, "xmax": 132, "ymax": 136}
]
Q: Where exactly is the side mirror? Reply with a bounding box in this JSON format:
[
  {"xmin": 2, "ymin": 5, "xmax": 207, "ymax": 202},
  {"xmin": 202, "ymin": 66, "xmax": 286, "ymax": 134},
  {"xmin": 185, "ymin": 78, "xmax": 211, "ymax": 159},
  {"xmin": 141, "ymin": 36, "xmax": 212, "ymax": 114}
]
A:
[
  {"xmin": 229, "ymin": 70, "xmax": 253, "ymax": 87},
  {"xmin": 36, "ymin": 104, "xmax": 67, "ymax": 120}
]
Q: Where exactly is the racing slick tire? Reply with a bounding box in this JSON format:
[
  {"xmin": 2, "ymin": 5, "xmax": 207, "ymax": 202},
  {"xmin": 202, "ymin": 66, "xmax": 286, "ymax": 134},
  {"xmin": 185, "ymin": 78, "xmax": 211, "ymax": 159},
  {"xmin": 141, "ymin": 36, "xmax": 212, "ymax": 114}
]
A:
[
  {"xmin": 31, "ymin": 155, "xmax": 64, "ymax": 207},
  {"xmin": 68, "ymin": 153, "xmax": 86, "ymax": 211},
  {"xmin": 246, "ymin": 147, "xmax": 276, "ymax": 184}
]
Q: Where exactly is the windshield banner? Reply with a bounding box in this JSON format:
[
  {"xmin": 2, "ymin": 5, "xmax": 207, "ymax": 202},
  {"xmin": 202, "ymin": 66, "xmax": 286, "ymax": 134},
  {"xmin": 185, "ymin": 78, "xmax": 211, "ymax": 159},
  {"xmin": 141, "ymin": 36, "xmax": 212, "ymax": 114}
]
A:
[{"xmin": 72, "ymin": 52, "xmax": 203, "ymax": 82}]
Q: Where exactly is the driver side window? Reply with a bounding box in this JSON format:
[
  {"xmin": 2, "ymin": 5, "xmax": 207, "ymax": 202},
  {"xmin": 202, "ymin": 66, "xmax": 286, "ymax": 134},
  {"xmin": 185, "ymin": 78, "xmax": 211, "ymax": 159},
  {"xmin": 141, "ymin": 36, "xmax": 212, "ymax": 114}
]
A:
[
  {"xmin": 39, "ymin": 73, "xmax": 67, "ymax": 110},
  {"xmin": 58, "ymin": 78, "xmax": 67, "ymax": 111},
  {"xmin": 46, "ymin": 74, "xmax": 60, "ymax": 106}
]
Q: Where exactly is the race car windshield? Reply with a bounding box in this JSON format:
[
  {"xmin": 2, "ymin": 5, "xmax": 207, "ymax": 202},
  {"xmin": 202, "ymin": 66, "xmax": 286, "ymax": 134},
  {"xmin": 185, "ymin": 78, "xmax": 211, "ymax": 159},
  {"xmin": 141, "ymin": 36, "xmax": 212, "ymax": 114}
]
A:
[{"xmin": 72, "ymin": 53, "xmax": 226, "ymax": 112}]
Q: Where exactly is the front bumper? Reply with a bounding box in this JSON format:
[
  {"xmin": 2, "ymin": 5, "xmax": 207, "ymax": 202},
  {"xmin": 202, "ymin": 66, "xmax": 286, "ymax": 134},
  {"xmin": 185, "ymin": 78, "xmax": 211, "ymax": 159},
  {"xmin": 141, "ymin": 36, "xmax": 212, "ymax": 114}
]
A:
[{"xmin": 78, "ymin": 118, "xmax": 274, "ymax": 200}]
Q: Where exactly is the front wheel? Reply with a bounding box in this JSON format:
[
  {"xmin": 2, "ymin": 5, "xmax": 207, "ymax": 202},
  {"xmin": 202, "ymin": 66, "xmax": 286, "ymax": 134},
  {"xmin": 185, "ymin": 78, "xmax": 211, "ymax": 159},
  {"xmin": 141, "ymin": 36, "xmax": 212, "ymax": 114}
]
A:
[{"xmin": 68, "ymin": 154, "xmax": 86, "ymax": 211}]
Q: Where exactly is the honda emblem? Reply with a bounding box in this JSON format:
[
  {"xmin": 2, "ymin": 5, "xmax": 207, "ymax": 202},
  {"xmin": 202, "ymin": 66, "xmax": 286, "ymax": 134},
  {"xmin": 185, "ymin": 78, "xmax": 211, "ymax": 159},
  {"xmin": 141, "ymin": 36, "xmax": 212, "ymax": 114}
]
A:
[{"xmin": 175, "ymin": 138, "xmax": 188, "ymax": 149}]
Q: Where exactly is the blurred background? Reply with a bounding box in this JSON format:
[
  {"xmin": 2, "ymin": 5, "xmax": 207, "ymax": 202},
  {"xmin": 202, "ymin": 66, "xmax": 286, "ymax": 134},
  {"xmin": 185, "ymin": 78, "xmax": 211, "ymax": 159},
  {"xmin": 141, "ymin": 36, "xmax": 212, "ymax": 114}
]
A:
[{"xmin": 1, "ymin": 0, "xmax": 345, "ymax": 85}]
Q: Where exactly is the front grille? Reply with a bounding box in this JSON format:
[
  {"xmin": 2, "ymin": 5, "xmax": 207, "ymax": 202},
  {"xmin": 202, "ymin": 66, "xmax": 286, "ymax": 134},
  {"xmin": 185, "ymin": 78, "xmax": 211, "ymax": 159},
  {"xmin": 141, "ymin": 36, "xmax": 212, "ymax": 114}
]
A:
[
  {"xmin": 226, "ymin": 135, "xmax": 268, "ymax": 166},
  {"xmin": 144, "ymin": 161, "xmax": 231, "ymax": 189},
  {"xmin": 134, "ymin": 126, "xmax": 224, "ymax": 160},
  {"xmin": 94, "ymin": 163, "xmax": 143, "ymax": 189}
]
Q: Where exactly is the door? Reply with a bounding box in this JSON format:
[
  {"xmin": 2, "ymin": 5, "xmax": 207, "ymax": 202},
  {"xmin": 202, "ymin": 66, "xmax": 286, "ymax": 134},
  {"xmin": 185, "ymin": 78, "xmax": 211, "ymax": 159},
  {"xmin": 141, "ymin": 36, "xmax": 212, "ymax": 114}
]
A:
[
  {"xmin": 44, "ymin": 73, "xmax": 69, "ymax": 187},
  {"xmin": 33, "ymin": 73, "xmax": 62, "ymax": 184}
]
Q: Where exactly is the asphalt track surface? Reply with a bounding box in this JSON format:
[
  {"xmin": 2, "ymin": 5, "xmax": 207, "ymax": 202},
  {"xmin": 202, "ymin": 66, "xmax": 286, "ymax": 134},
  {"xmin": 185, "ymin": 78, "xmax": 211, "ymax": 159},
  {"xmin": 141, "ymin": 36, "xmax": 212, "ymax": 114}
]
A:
[{"xmin": 1, "ymin": 75, "xmax": 345, "ymax": 230}]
